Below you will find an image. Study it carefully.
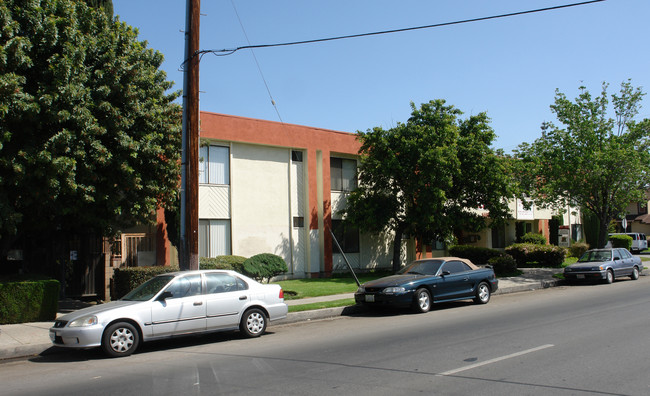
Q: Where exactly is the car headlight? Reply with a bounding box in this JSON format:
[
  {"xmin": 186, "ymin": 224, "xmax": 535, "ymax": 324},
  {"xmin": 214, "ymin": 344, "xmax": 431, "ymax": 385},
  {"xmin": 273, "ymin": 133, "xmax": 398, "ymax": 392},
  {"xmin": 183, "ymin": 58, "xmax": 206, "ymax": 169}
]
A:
[
  {"xmin": 68, "ymin": 315, "xmax": 98, "ymax": 327},
  {"xmin": 383, "ymin": 286, "xmax": 406, "ymax": 294}
]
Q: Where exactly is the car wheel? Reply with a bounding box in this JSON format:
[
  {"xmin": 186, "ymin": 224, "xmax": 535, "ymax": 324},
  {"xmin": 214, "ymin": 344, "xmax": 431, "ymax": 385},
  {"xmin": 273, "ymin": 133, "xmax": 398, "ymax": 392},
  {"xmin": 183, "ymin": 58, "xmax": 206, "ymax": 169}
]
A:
[
  {"xmin": 240, "ymin": 308, "xmax": 267, "ymax": 338},
  {"xmin": 474, "ymin": 282, "xmax": 491, "ymax": 304},
  {"xmin": 604, "ymin": 269, "xmax": 614, "ymax": 284},
  {"xmin": 631, "ymin": 267, "xmax": 639, "ymax": 280},
  {"xmin": 413, "ymin": 288, "xmax": 431, "ymax": 313},
  {"xmin": 101, "ymin": 322, "xmax": 139, "ymax": 358}
]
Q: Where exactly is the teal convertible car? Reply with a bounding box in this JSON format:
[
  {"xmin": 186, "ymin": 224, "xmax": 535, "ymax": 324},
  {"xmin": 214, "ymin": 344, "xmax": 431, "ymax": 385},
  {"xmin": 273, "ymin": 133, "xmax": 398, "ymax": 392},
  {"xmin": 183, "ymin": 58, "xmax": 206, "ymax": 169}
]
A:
[{"xmin": 354, "ymin": 257, "xmax": 499, "ymax": 313}]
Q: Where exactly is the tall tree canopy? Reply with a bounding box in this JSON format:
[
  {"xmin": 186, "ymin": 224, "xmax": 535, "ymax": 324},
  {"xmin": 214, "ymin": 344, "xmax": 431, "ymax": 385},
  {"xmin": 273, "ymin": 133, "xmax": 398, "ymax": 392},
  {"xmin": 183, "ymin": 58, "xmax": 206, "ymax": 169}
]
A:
[
  {"xmin": 0, "ymin": 0, "xmax": 181, "ymax": 259},
  {"xmin": 514, "ymin": 81, "xmax": 650, "ymax": 248},
  {"xmin": 342, "ymin": 100, "xmax": 512, "ymax": 271}
]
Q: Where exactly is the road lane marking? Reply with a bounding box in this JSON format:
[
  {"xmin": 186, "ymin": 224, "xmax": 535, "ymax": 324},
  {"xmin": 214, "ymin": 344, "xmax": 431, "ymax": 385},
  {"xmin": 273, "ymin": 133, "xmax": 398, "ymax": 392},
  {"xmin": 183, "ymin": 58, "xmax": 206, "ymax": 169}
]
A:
[{"xmin": 437, "ymin": 344, "xmax": 554, "ymax": 377}]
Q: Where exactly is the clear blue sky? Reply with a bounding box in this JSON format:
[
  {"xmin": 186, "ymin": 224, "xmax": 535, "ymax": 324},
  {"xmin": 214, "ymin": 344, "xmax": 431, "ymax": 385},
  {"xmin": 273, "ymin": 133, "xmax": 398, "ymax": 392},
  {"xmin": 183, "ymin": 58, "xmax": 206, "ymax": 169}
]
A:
[{"xmin": 113, "ymin": 0, "xmax": 650, "ymax": 152}]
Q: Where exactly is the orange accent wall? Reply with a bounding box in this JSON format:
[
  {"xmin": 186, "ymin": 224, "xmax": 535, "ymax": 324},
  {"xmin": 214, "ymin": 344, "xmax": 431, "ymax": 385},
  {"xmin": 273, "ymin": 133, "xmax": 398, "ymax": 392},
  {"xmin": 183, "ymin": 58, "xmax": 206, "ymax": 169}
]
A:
[
  {"xmin": 156, "ymin": 207, "xmax": 171, "ymax": 266},
  {"xmin": 199, "ymin": 112, "xmax": 361, "ymax": 274}
]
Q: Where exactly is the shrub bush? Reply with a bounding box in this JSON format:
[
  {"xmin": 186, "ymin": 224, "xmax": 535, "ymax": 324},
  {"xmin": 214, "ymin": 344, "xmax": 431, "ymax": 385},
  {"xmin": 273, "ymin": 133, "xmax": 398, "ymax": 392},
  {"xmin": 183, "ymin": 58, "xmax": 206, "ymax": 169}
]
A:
[
  {"xmin": 487, "ymin": 255, "xmax": 518, "ymax": 276},
  {"xmin": 113, "ymin": 266, "xmax": 178, "ymax": 300},
  {"xmin": 568, "ymin": 242, "xmax": 590, "ymax": 258},
  {"xmin": 505, "ymin": 243, "xmax": 565, "ymax": 268},
  {"xmin": 609, "ymin": 234, "xmax": 632, "ymax": 250},
  {"xmin": 199, "ymin": 255, "xmax": 247, "ymax": 273},
  {"xmin": 520, "ymin": 232, "xmax": 547, "ymax": 245},
  {"xmin": 0, "ymin": 279, "xmax": 60, "ymax": 324},
  {"xmin": 242, "ymin": 253, "xmax": 288, "ymax": 282},
  {"xmin": 448, "ymin": 245, "xmax": 504, "ymax": 265}
]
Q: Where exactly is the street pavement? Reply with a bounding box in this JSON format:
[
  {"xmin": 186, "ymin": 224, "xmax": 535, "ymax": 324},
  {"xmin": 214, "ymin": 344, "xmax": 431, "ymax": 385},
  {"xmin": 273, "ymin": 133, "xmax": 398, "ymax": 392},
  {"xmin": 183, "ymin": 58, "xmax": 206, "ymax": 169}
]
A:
[{"xmin": 0, "ymin": 268, "xmax": 566, "ymax": 361}]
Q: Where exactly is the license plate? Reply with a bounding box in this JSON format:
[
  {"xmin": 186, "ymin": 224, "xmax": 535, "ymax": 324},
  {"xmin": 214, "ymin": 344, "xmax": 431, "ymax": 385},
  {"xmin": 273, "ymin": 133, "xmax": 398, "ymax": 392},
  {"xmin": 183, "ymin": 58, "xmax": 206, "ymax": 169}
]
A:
[
  {"xmin": 577, "ymin": 274, "xmax": 585, "ymax": 279},
  {"xmin": 365, "ymin": 295, "xmax": 375, "ymax": 302}
]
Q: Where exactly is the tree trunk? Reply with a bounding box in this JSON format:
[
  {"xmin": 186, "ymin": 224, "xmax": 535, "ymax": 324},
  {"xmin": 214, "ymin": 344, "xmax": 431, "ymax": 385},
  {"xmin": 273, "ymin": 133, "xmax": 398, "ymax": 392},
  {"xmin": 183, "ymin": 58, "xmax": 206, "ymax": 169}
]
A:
[
  {"xmin": 597, "ymin": 213, "xmax": 610, "ymax": 248},
  {"xmin": 392, "ymin": 227, "xmax": 403, "ymax": 273}
]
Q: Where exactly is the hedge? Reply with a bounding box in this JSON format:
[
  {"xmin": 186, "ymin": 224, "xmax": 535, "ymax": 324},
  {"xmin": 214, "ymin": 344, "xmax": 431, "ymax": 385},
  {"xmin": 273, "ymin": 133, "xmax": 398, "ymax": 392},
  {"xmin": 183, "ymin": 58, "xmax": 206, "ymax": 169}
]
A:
[
  {"xmin": 609, "ymin": 234, "xmax": 632, "ymax": 250},
  {"xmin": 0, "ymin": 279, "xmax": 60, "ymax": 324},
  {"xmin": 487, "ymin": 255, "xmax": 518, "ymax": 276},
  {"xmin": 448, "ymin": 245, "xmax": 504, "ymax": 265},
  {"xmin": 112, "ymin": 256, "xmax": 251, "ymax": 299},
  {"xmin": 113, "ymin": 266, "xmax": 178, "ymax": 300},
  {"xmin": 242, "ymin": 253, "xmax": 288, "ymax": 282},
  {"xmin": 199, "ymin": 255, "xmax": 247, "ymax": 272},
  {"xmin": 520, "ymin": 232, "xmax": 547, "ymax": 245},
  {"xmin": 505, "ymin": 243, "xmax": 566, "ymax": 268},
  {"xmin": 568, "ymin": 242, "xmax": 590, "ymax": 258}
]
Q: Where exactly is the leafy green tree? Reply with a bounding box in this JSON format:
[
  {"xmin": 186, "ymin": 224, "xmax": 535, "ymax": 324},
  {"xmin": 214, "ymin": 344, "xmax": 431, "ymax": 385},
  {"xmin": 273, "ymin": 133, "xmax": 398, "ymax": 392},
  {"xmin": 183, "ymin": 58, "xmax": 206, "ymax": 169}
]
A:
[
  {"xmin": 342, "ymin": 100, "xmax": 512, "ymax": 272},
  {"xmin": 84, "ymin": 0, "xmax": 113, "ymax": 17},
  {"xmin": 0, "ymin": 0, "xmax": 181, "ymax": 263},
  {"xmin": 514, "ymin": 81, "xmax": 650, "ymax": 248}
]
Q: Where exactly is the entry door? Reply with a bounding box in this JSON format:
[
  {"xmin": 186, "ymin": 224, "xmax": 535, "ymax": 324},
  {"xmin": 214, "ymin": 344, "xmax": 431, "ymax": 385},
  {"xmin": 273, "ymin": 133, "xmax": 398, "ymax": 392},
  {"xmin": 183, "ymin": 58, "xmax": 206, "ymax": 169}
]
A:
[{"xmin": 151, "ymin": 274, "xmax": 206, "ymax": 336}]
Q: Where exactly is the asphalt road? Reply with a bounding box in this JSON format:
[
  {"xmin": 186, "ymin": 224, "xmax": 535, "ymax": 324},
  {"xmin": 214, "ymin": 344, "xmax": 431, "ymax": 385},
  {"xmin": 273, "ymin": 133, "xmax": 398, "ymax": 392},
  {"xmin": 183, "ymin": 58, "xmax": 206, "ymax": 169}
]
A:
[{"xmin": 2, "ymin": 277, "xmax": 650, "ymax": 396}]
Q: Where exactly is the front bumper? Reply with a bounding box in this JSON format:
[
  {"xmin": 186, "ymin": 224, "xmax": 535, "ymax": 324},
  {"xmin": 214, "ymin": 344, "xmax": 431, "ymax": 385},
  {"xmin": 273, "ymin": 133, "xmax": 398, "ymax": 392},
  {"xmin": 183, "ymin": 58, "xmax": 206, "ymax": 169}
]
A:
[
  {"xmin": 49, "ymin": 325, "xmax": 104, "ymax": 348},
  {"xmin": 354, "ymin": 291, "xmax": 415, "ymax": 307},
  {"xmin": 563, "ymin": 270, "xmax": 607, "ymax": 281}
]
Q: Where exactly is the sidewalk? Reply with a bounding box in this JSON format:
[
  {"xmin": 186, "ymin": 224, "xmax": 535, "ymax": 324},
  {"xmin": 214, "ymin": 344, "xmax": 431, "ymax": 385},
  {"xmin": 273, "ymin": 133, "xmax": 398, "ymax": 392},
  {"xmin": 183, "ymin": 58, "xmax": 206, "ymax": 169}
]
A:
[{"xmin": 0, "ymin": 268, "xmax": 564, "ymax": 361}]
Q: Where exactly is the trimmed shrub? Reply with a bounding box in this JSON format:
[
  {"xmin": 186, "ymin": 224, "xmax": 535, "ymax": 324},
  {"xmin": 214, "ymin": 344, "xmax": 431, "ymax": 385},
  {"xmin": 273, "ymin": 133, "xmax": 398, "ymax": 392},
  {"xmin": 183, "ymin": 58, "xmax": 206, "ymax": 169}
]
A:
[
  {"xmin": 113, "ymin": 266, "xmax": 178, "ymax": 300},
  {"xmin": 505, "ymin": 243, "xmax": 566, "ymax": 268},
  {"xmin": 242, "ymin": 253, "xmax": 288, "ymax": 283},
  {"xmin": 609, "ymin": 234, "xmax": 632, "ymax": 250},
  {"xmin": 520, "ymin": 232, "xmax": 547, "ymax": 245},
  {"xmin": 0, "ymin": 279, "xmax": 60, "ymax": 324},
  {"xmin": 199, "ymin": 255, "xmax": 247, "ymax": 273},
  {"xmin": 568, "ymin": 242, "xmax": 590, "ymax": 258},
  {"xmin": 487, "ymin": 255, "xmax": 518, "ymax": 276},
  {"xmin": 448, "ymin": 245, "xmax": 504, "ymax": 265}
]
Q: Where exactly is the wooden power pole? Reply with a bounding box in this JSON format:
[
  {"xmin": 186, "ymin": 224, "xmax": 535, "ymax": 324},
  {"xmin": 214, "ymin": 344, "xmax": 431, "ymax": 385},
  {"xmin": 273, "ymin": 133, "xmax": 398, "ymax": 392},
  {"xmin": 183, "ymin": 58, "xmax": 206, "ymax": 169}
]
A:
[{"xmin": 181, "ymin": 0, "xmax": 200, "ymax": 270}]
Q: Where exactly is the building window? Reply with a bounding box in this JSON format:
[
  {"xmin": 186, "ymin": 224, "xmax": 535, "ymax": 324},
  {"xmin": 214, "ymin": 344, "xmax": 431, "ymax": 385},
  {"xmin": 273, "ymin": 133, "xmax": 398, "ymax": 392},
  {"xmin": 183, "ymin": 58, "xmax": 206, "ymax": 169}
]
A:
[
  {"xmin": 330, "ymin": 158, "xmax": 357, "ymax": 192},
  {"xmin": 199, "ymin": 145, "xmax": 229, "ymax": 185},
  {"xmin": 331, "ymin": 220, "xmax": 359, "ymax": 253},
  {"xmin": 492, "ymin": 225, "xmax": 506, "ymax": 249},
  {"xmin": 293, "ymin": 217, "xmax": 304, "ymax": 228},
  {"xmin": 639, "ymin": 202, "xmax": 648, "ymax": 215},
  {"xmin": 292, "ymin": 150, "xmax": 303, "ymax": 162},
  {"xmin": 199, "ymin": 219, "xmax": 231, "ymax": 257}
]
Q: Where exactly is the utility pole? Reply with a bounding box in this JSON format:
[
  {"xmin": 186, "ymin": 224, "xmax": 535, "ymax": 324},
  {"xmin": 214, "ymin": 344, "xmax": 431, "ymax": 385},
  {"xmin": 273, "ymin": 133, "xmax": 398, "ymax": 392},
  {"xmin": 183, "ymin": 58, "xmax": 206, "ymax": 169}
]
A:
[{"xmin": 180, "ymin": 0, "xmax": 200, "ymax": 270}]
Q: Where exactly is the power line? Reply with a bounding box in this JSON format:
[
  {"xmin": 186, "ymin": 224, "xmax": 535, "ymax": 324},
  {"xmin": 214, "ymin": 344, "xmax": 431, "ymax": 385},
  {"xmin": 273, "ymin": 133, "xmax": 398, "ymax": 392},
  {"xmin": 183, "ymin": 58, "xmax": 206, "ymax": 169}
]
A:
[
  {"xmin": 229, "ymin": 0, "xmax": 284, "ymax": 123},
  {"xmin": 195, "ymin": 0, "xmax": 605, "ymax": 58}
]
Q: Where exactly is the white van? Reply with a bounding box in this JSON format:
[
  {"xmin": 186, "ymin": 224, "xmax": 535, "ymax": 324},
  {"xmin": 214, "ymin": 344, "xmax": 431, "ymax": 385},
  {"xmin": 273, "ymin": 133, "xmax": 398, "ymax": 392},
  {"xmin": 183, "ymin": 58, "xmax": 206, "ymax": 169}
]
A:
[{"xmin": 607, "ymin": 233, "xmax": 648, "ymax": 253}]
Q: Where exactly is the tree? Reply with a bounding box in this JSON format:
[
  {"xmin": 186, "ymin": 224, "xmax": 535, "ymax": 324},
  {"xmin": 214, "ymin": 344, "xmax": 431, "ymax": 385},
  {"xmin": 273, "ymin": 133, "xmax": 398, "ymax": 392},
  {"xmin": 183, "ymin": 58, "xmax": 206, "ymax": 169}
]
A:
[
  {"xmin": 342, "ymin": 100, "xmax": 512, "ymax": 272},
  {"xmin": 514, "ymin": 81, "xmax": 650, "ymax": 248},
  {"xmin": 0, "ymin": 0, "xmax": 181, "ymax": 264}
]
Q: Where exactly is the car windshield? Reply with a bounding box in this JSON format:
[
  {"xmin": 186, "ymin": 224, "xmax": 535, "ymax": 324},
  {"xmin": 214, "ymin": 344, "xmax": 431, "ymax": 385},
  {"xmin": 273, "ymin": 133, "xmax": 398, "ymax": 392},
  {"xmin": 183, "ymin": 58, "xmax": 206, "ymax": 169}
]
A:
[
  {"xmin": 397, "ymin": 260, "xmax": 443, "ymax": 276},
  {"xmin": 121, "ymin": 275, "xmax": 175, "ymax": 301},
  {"xmin": 578, "ymin": 250, "xmax": 612, "ymax": 263}
]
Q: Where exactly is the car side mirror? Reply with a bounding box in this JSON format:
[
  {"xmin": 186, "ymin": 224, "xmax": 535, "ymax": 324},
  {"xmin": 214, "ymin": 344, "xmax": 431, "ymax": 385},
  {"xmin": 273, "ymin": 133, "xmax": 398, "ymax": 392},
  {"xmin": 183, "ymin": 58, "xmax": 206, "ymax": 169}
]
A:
[
  {"xmin": 441, "ymin": 271, "xmax": 451, "ymax": 276},
  {"xmin": 157, "ymin": 291, "xmax": 173, "ymax": 301}
]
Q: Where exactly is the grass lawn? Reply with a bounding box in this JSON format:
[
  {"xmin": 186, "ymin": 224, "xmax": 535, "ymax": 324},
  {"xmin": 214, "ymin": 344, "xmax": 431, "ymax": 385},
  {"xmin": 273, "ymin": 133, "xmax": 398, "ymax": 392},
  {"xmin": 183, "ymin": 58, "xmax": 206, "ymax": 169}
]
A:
[{"xmin": 276, "ymin": 273, "xmax": 389, "ymax": 300}]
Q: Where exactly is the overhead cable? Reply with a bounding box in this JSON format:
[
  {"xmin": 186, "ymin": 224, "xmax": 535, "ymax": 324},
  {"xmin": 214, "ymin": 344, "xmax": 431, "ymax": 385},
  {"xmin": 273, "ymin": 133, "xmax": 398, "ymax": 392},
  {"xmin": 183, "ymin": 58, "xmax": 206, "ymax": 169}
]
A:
[{"xmin": 191, "ymin": 0, "xmax": 605, "ymax": 61}]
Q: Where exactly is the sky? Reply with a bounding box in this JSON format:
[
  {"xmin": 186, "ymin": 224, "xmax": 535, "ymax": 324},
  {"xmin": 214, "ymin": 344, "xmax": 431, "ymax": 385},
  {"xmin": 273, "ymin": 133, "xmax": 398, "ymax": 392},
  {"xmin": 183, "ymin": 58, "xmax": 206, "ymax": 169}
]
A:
[{"xmin": 112, "ymin": 0, "xmax": 650, "ymax": 152}]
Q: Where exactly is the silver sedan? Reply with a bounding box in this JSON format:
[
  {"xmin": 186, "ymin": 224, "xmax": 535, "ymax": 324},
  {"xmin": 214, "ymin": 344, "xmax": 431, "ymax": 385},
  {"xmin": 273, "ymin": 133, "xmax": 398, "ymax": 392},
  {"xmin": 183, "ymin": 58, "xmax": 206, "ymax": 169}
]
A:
[{"xmin": 50, "ymin": 270, "xmax": 288, "ymax": 357}]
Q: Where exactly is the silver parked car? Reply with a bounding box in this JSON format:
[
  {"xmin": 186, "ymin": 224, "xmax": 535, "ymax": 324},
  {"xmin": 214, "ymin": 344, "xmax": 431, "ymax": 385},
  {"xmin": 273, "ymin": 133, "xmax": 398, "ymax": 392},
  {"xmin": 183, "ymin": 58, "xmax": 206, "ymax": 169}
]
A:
[
  {"xmin": 563, "ymin": 248, "xmax": 643, "ymax": 284},
  {"xmin": 50, "ymin": 270, "xmax": 288, "ymax": 357}
]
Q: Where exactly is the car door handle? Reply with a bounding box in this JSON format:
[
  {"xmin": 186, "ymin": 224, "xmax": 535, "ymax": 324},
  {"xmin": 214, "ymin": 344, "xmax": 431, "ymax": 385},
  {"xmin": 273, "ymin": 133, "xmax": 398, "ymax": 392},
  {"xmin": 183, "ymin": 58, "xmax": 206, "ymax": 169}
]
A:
[
  {"xmin": 193, "ymin": 301, "xmax": 203, "ymax": 306},
  {"xmin": 463, "ymin": 277, "xmax": 469, "ymax": 281},
  {"xmin": 239, "ymin": 296, "xmax": 248, "ymax": 300}
]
